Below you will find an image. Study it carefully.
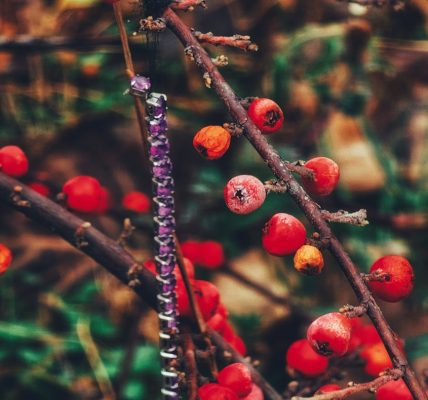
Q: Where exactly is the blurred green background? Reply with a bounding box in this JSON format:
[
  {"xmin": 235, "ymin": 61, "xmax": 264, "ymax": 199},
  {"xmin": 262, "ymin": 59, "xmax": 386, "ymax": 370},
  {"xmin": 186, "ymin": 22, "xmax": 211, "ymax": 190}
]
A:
[{"xmin": 0, "ymin": 0, "xmax": 428, "ymax": 398}]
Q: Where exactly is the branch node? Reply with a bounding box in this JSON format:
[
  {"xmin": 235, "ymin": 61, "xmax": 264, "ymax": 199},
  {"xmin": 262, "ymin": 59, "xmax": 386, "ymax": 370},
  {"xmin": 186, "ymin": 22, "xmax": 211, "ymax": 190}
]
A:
[
  {"xmin": 127, "ymin": 263, "xmax": 142, "ymax": 288},
  {"xmin": 223, "ymin": 122, "xmax": 244, "ymax": 137},
  {"xmin": 340, "ymin": 302, "xmax": 369, "ymax": 318},
  {"xmin": 264, "ymin": 179, "xmax": 287, "ymax": 193},
  {"xmin": 139, "ymin": 17, "xmax": 166, "ymax": 32},
  {"xmin": 118, "ymin": 218, "xmax": 136, "ymax": 247},
  {"xmin": 211, "ymin": 55, "xmax": 229, "ymax": 67},
  {"xmin": 74, "ymin": 222, "xmax": 91, "ymax": 248},
  {"xmin": 203, "ymin": 71, "xmax": 212, "ymax": 88},
  {"xmin": 11, "ymin": 186, "xmax": 31, "ymax": 207}
]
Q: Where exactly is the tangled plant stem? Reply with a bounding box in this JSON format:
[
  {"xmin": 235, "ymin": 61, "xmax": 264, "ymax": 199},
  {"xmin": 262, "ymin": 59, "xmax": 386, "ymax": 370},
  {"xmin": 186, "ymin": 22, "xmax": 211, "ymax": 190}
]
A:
[{"xmin": 162, "ymin": 7, "xmax": 427, "ymax": 399}]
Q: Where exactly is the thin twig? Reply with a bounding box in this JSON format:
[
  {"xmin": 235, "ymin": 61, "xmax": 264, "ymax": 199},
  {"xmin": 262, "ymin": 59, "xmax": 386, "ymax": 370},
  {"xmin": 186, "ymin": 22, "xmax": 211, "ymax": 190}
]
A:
[
  {"xmin": 174, "ymin": 234, "xmax": 206, "ymax": 333},
  {"xmin": 183, "ymin": 334, "xmax": 198, "ymax": 400},
  {"xmin": 321, "ymin": 209, "xmax": 369, "ymax": 227},
  {"xmin": 162, "ymin": 8, "xmax": 427, "ymax": 399},
  {"xmin": 193, "ymin": 31, "xmax": 258, "ymax": 51},
  {"xmin": 171, "ymin": 0, "xmax": 207, "ymax": 11},
  {"xmin": 291, "ymin": 369, "xmax": 403, "ymax": 400}
]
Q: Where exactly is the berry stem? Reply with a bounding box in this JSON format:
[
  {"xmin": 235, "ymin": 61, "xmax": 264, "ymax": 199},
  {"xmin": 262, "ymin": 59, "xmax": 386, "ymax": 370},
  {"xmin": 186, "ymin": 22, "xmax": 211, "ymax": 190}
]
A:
[
  {"xmin": 162, "ymin": 7, "xmax": 427, "ymax": 399},
  {"xmin": 361, "ymin": 271, "xmax": 392, "ymax": 282},
  {"xmin": 291, "ymin": 368, "xmax": 403, "ymax": 400}
]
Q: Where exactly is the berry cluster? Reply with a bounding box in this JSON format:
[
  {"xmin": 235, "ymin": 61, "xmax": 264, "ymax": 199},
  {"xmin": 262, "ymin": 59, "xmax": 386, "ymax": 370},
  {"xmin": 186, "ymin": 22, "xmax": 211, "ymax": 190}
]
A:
[{"xmin": 198, "ymin": 363, "xmax": 263, "ymax": 400}]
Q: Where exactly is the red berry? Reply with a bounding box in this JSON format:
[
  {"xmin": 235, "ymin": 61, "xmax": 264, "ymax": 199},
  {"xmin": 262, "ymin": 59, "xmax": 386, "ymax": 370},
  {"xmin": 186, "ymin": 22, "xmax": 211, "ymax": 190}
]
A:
[
  {"xmin": 316, "ymin": 384, "xmax": 341, "ymax": 394},
  {"xmin": 248, "ymin": 98, "xmax": 284, "ymax": 134},
  {"xmin": 229, "ymin": 334, "xmax": 247, "ymax": 356},
  {"xmin": 0, "ymin": 244, "xmax": 12, "ymax": 275},
  {"xmin": 286, "ymin": 339, "xmax": 329, "ymax": 377},
  {"xmin": 181, "ymin": 240, "xmax": 202, "ymax": 264},
  {"xmin": 207, "ymin": 313, "xmax": 227, "ymax": 334},
  {"xmin": 242, "ymin": 384, "xmax": 264, "ymax": 400},
  {"xmin": 143, "ymin": 257, "xmax": 195, "ymax": 281},
  {"xmin": 376, "ymin": 379, "xmax": 412, "ymax": 400},
  {"xmin": 360, "ymin": 342, "xmax": 393, "ymax": 376},
  {"xmin": 193, "ymin": 280, "xmax": 220, "ymax": 321},
  {"xmin": 262, "ymin": 213, "xmax": 306, "ymax": 256},
  {"xmin": 28, "ymin": 182, "xmax": 50, "ymax": 197},
  {"xmin": 193, "ymin": 126, "xmax": 231, "ymax": 160},
  {"xmin": 222, "ymin": 320, "xmax": 237, "ymax": 342},
  {"xmin": 198, "ymin": 241, "xmax": 225, "ymax": 269},
  {"xmin": 176, "ymin": 279, "xmax": 191, "ymax": 317},
  {"xmin": 353, "ymin": 324, "xmax": 381, "ymax": 348},
  {"xmin": 301, "ymin": 157, "xmax": 340, "ymax": 196},
  {"xmin": 0, "ymin": 145, "xmax": 29, "ymax": 177},
  {"xmin": 122, "ymin": 191, "xmax": 150, "ymax": 213},
  {"xmin": 218, "ymin": 363, "xmax": 253, "ymax": 398},
  {"xmin": 63, "ymin": 176, "xmax": 102, "ymax": 213},
  {"xmin": 307, "ymin": 312, "xmax": 352, "ymax": 357},
  {"xmin": 368, "ymin": 255, "xmax": 414, "ymax": 302},
  {"xmin": 198, "ymin": 383, "xmax": 239, "ymax": 400},
  {"xmin": 224, "ymin": 175, "xmax": 266, "ymax": 215},
  {"xmin": 96, "ymin": 186, "xmax": 111, "ymax": 214},
  {"xmin": 217, "ymin": 302, "xmax": 229, "ymax": 318}
]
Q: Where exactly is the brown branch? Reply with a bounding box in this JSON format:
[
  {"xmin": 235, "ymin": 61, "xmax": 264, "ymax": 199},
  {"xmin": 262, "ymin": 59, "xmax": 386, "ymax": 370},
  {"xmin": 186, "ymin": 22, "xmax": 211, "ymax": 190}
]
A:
[
  {"xmin": 337, "ymin": 0, "xmax": 405, "ymax": 7},
  {"xmin": 291, "ymin": 369, "xmax": 403, "ymax": 400},
  {"xmin": 193, "ymin": 31, "xmax": 258, "ymax": 52},
  {"xmin": 111, "ymin": 2, "xmax": 149, "ymax": 154},
  {"xmin": 174, "ymin": 234, "xmax": 207, "ymax": 333},
  {"xmin": 162, "ymin": 8, "xmax": 427, "ymax": 399},
  {"xmin": 183, "ymin": 334, "xmax": 198, "ymax": 400},
  {"xmin": 171, "ymin": 0, "xmax": 207, "ymax": 11},
  {"xmin": 321, "ymin": 209, "xmax": 369, "ymax": 227},
  {"xmin": 0, "ymin": 174, "xmax": 284, "ymax": 400}
]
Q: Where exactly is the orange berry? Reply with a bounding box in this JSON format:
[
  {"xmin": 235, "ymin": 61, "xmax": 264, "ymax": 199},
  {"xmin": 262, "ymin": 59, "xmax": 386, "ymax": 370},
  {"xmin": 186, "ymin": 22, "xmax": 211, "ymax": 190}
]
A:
[
  {"xmin": 0, "ymin": 244, "xmax": 12, "ymax": 275},
  {"xmin": 293, "ymin": 245, "xmax": 324, "ymax": 275},
  {"xmin": 360, "ymin": 342, "xmax": 393, "ymax": 376},
  {"xmin": 193, "ymin": 126, "xmax": 231, "ymax": 160}
]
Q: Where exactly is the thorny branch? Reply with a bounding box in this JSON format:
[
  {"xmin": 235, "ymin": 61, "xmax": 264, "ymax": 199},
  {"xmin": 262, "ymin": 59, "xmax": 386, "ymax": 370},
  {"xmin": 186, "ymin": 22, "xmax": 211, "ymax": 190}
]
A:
[
  {"xmin": 162, "ymin": 7, "xmax": 427, "ymax": 399},
  {"xmin": 0, "ymin": 172, "xmax": 282, "ymax": 400}
]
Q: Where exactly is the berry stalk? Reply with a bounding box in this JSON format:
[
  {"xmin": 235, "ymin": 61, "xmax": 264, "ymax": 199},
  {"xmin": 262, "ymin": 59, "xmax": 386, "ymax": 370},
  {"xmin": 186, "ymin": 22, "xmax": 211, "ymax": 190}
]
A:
[{"xmin": 163, "ymin": 7, "xmax": 427, "ymax": 399}]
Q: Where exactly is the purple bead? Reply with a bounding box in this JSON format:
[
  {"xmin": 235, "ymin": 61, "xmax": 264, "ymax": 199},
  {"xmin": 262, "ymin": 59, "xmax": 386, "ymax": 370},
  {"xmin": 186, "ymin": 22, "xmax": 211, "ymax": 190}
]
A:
[{"xmin": 130, "ymin": 75, "xmax": 151, "ymax": 96}]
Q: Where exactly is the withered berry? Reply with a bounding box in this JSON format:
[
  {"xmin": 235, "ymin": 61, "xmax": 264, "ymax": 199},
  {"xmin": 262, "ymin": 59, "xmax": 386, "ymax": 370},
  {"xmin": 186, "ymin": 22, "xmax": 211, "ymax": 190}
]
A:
[
  {"xmin": 224, "ymin": 175, "xmax": 266, "ymax": 215},
  {"xmin": 0, "ymin": 145, "xmax": 29, "ymax": 177},
  {"xmin": 301, "ymin": 157, "xmax": 340, "ymax": 196},
  {"xmin": 218, "ymin": 363, "xmax": 253, "ymax": 398},
  {"xmin": 193, "ymin": 126, "xmax": 231, "ymax": 160},
  {"xmin": 368, "ymin": 255, "xmax": 414, "ymax": 302},
  {"xmin": 286, "ymin": 339, "xmax": 329, "ymax": 377},
  {"xmin": 262, "ymin": 213, "xmax": 306, "ymax": 256},
  {"xmin": 307, "ymin": 312, "xmax": 352, "ymax": 357},
  {"xmin": 293, "ymin": 245, "xmax": 324, "ymax": 275},
  {"xmin": 248, "ymin": 98, "xmax": 284, "ymax": 134}
]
